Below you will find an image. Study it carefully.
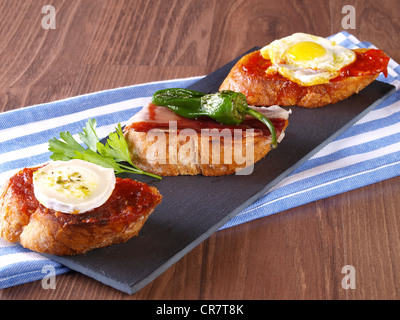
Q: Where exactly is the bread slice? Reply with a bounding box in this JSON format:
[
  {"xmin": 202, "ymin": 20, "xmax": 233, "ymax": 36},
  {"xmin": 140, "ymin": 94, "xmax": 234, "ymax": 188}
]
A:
[
  {"xmin": 219, "ymin": 49, "xmax": 387, "ymax": 108},
  {"xmin": 0, "ymin": 167, "xmax": 162, "ymax": 255},
  {"xmin": 123, "ymin": 104, "xmax": 290, "ymax": 176}
]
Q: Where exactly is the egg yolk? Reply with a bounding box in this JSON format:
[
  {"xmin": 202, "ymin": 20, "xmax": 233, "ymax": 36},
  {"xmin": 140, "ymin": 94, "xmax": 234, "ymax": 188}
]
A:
[{"xmin": 287, "ymin": 41, "xmax": 327, "ymax": 62}]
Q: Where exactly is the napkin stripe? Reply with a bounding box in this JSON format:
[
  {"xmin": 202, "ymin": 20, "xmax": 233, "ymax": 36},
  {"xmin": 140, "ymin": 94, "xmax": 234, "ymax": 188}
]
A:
[
  {"xmin": 0, "ymin": 97, "xmax": 151, "ymax": 144},
  {"xmin": 232, "ymin": 159, "xmax": 400, "ymax": 226},
  {"xmin": 0, "ymin": 246, "xmax": 32, "ymax": 257},
  {"xmin": 0, "ymin": 106, "xmax": 144, "ymax": 160},
  {"xmin": 0, "ymin": 77, "xmax": 204, "ymax": 131},
  {"xmin": 0, "ymin": 241, "xmax": 18, "ymax": 249},
  {"xmin": 1, "ymin": 32, "xmax": 399, "ymax": 289},
  {"xmin": 0, "ymin": 251, "xmax": 69, "ymax": 288},
  {"xmin": 278, "ymin": 146, "xmax": 400, "ymax": 191},
  {"xmin": 0, "ymin": 251, "xmax": 47, "ymax": 264},
  {"xmin": 315, "ymin": 123, "xmax": 400, "ymax": 159}
]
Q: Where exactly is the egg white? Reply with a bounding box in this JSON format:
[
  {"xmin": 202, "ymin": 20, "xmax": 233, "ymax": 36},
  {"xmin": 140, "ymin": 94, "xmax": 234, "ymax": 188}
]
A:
[
  {"xmin": 260, "ymin": 33, "xmax": 356, "ymax": 86},
  {"xmin": 33, "ymin": 159, "xmax": 116, "ymax": 214}
]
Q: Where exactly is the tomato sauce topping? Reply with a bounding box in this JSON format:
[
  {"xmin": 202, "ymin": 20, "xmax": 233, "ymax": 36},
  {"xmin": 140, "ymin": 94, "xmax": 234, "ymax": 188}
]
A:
[
  {"xmin": 242, "ymin": 48, "xmax": 389, "ymax": 82},
  {"xmin": 242, "ymin": 51, "xmax": 274, "ymax": 78},
  {"xmin": 8, "ymin": 167, "xmax": 160, "ymax": 227},
  {"xmin": 331, "ymin": 48, "xmax": 390, "ymax": 81}
]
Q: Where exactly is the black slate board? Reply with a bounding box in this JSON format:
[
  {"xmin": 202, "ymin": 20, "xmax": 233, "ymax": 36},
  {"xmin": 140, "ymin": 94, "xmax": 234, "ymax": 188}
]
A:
[{"xmin": 45, "ymin": 48, "xmax": 396, "ymax": 294}]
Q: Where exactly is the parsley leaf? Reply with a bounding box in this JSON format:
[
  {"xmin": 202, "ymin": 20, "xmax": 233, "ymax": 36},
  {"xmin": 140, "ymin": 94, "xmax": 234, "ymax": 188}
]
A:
[
  {"xmin": 79, "ymin": 118, "xmax": 100, "ymax": 152},
  {"xmin": 97, "ymin": 124, "xmax": 133, "ymax": 165},
  {"xmin": 48, "ymin": 119, "xmax": 161, "ymax": 179},
  {"xmin": 49, "ymin": 131, "xmax": 86, "ymax": 161}
]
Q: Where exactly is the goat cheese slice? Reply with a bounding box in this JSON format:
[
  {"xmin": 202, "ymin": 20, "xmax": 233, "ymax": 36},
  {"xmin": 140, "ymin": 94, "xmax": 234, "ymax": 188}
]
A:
[{"xmin": 33, "ymin": 159, "xmax": 116, "ymax": 214}]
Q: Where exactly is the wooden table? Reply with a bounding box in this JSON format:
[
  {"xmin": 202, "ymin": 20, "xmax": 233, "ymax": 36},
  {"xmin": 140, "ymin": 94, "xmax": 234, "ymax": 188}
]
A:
[{"xmin": 1, "ymin": 0, "xmax": 399, "ymax": 300}]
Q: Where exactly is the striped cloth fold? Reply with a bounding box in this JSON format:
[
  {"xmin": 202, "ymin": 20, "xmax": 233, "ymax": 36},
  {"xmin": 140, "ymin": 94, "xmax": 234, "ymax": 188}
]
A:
[{"xmin": 1, "ymin": 31, "xmax": 399, "ymax": 289}]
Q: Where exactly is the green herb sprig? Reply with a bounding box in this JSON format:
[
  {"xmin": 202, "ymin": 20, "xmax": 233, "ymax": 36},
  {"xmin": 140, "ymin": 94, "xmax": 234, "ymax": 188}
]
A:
[{"xmin": 48, "ymin": 119, "xmax": 161, "ymax": 179}]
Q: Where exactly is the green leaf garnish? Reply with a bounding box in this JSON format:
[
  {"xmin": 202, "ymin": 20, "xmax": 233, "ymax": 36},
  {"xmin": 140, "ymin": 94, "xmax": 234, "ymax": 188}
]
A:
[
  {"xmin": 48, "ymin": 119, "xmax": 161, "ymax": 180},
  {"xmin": 49, "ymin": 131, "xmax": 87, "ymax": 161},
  {"xmin": 97, "ymin": 124, "xmax": 133, "ymax": 164},
  {"xmin": 78, "ymin": 118, "xmax": 100, "ymax": 152}
]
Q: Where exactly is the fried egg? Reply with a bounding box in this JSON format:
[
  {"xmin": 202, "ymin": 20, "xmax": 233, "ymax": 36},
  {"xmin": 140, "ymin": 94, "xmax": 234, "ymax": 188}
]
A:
[
  {"xmin": 260, "ymin": 33, "xmax": 356, "ymax": 86},
  {"xmin": 33, "ymin": 159, "xmax": 116, "ymax": 214}
]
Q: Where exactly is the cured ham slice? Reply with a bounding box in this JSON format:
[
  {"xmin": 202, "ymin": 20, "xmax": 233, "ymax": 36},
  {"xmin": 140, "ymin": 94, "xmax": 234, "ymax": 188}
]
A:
[{"xmin": 123, "ymin": 103, "xmax": 290, "ymax": 176}]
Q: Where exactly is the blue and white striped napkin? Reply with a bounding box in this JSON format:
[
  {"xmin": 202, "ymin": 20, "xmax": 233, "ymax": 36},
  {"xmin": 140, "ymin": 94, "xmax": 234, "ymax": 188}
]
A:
[{"xmin": 1, "ymin": 32, "xmax": 399, "ymax": 289}]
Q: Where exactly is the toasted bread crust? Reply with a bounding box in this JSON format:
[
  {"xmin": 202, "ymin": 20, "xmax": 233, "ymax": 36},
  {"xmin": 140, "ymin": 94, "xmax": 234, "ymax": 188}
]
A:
[
  {"xmin": 0, "ymin": 168, "xmax": 162, "ymax": 255},
  {"xmin": 219, "ymin": 50, "xmax": 379, "ymax": 108},
  {"xmin": 124, "ymin": 119, "xmax": 289, "ymax": 176}
]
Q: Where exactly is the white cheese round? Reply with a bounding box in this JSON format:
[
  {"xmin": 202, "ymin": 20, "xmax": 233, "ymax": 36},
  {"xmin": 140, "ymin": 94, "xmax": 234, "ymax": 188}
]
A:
[{"xmin": 33, "ymin": 159, "xmax": 116, "ymax": 214}]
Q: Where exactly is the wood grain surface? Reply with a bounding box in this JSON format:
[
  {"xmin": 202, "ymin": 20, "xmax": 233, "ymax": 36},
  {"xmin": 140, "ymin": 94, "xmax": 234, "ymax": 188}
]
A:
[{"xmin": 1, "ymin": 0, "xmax": 400, "ymax": 300}]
